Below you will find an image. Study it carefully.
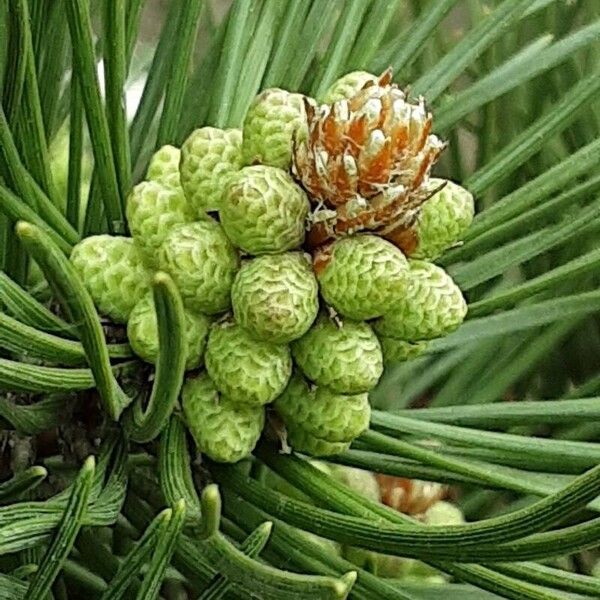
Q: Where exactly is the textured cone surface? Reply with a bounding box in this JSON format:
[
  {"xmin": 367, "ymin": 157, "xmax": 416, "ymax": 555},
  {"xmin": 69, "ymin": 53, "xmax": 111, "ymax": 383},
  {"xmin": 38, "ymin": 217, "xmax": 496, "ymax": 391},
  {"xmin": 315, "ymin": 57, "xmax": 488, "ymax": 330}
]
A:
[
  {"xmin": 221, "ymin": 165, "xmax": 309, "ymax": 255},
  {"xmin": 292, "ymin": 316, "xmax": 383, "ymax": 393},
  {"xmin": 180, "ymin": 127, "xmax": 243, "ymax": 214},
  {"xmin": 424, "ymin": 501, "xmax": 465, "ymax": 526},
  {"xmin": 126, "ymin": 181, "xmax": 194, "ymax": 265},
  {"xmin": 286, "ymin": 424, "xmax": 350, "ymax": 458},
  {"xmin": 242, "ymin": 88, "xmax": 310, "ymax": 169},
  {"xmin": 322, "ymin": 71, "xmax": 379, "ymax": 103},
  {"xmin": 411, "ymin": 179, "xmax": 474, "ymax": 260},
  {"xmin": 70, "ymin": 235, "xmax": 150, "ymax": 323},
  {"xmin": 158, "ymin": 219, "xmax": 239, "ymax": 315},
  {"xmin": 182, "ymin": 373, "xmax": 264, "ymax": 463},
  {"xmin": 275, "ymin": 374, "xmax": 370, "ymax": 443},
  {"xmin": 379, "ymin": 337, "xmax": 428, "ymax": 365},
  {"xmin": 146, "ymin": 145, "xmax": 183, "ymax": 190},
  {"xmin": 331, "ymin": 465, "xmax": 381, "ymax": 503},
  {"xmin": 158, "ymin": 220, "xmax": 239, "ymax": 315},
  {"xmin": 232, "ymin": 253, "xmax": 319, "ymax": 343},
  {"xmin": 316, "ymin": 235, "xmax": 409, "ymax": 320},
  {"xmin": 374, "ymin": 260, "xmax": 467, "ymax": 341},
  {"xmin": 127, "ymin": 293, "xmax": 210, "ymax": 370},
  {"xmin": 205, "ymin": 321, "xmax": 292, "ymax": 406}
]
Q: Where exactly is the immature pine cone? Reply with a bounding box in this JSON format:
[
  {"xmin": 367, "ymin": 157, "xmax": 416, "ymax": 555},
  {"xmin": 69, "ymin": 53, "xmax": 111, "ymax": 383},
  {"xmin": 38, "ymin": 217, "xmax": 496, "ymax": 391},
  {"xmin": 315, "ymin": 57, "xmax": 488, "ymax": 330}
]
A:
[
  {"xmin": 221, "ymin": 165, "xmax": 309, "ymax": 255},
  {"xmin": 242, "ymin": 88, "xmax": 310, "ymax": 170},
  {"xmin": 275, "ymin": 374, "xmax": 370, "ymax": 444},
  {"xmin": 373, "ymin": 260, "xmax": 467, "ymax": 341},
  {"xmin": 292, "ymin": 316, "xmax": 383, "ymax": 394},
  {"xmin": 158, "ymin": 220, "xmax": 239, "ymax": 315},
  {"xmin": 146, "ymin": 145, "xmax": 183, "ymax": 191},
  {"xmin": 424, "ymin": 501, "xmax": 465, "ymax": 526},
  {"xmin": 180, "ymin": 127, "xmax": 243, "ymax": 214},
  {"xmin": 286, "ymin": 425, "xmax": 351, "ymax": 458},
  {"xmin": 315, "ymin": 234, "xmax": 408, "ymax": 320},
  {"xmin": 232, "ymin": 253, "xmax": 319, "ymax": 343},
  {"xmin": 70, "ymin": 235, "xmax": 150, "ymax": 323},
  {"xmin": 127, "ymin": 293, "xmax": 210, "ymax": 370},
  {"xmin": 379, "ymin": 337, "xmax": 428, "ymax": 366},
  {"xmin": 293, "ymin": 70, "xmax": 445, "ymax": 248},
  {"xmin": 182, "ymin": 373, "xmax": 264, "ymax": 463},
  {"xmin": 322, "ymin": 71, "xmax": 379, "ymax": 104},
  {"xmin": 205, "ymin": 321, "xmax": 292, "ymax": 406},
  {"xmin": 126, "ymin": 181, "xmax": 194, "ymax": 265},
  {"xmin": 402, "ymin": 178, "xmax": 474, "ymax": 260}
]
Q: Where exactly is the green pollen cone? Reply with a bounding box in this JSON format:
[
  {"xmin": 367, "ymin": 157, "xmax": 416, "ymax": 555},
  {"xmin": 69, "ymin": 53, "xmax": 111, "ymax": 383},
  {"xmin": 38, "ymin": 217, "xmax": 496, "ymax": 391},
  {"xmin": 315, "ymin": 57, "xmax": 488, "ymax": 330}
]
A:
[
  {"xmin": 274, "ymin": 374, "xmax": 370, "ymax": 444},
  {"xmin": 292, "ymin": 315, "xmax": 383, "ymax": 393},
  {"xmin": 182, "ymin": 372, "xmax": 264, "ymax": 463},
  {"xmin": 317, "ymin": 235, "xmax": 409, "ymax": 320},
  {"xmin": 158, "ymin": 220, "xmax": 239, "ymax": 315},
  {"xmin": 70, "ymin": 235, "xmax": 151, "ymax": 323},
  {"xmin": 205, "ymin": 321, "xmax": 292, "ymax": 406},
  {"xmin": 180, "ymin": 127, "xmax": 243, "ymax": 214},
  {"xmin": 127, "ymin": 293, "xmax": 210, "ymax": 370},
  {"xmin": 374, "ymin": 260, "xmax": 467, "ymax": 341},
  {"xmin": 242, "ymin": 88, "xmax": 311, "ymax": 170},
  {"xmin": 221, "ymin": 165, "xmax": 309, "ymax": 255},
  {"xmin": 232, "ymin": 253, "xmax": 319, "ymax": 344}
]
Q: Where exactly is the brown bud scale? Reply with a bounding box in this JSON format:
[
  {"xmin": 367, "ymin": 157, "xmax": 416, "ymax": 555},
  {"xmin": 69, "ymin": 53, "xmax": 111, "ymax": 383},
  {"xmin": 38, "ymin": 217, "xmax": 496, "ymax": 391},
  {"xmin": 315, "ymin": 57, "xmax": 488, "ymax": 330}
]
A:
[{"xmin": 293, "ymin": 70, "xmax": 445, "ymax": 249}]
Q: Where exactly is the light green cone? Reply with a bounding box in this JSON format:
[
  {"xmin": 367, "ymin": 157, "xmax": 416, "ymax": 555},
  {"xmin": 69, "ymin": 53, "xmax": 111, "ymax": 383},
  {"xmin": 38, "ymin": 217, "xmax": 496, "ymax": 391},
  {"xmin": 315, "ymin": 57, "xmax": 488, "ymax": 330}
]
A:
[
  {"xmin": 286, "ymin": 425, "xmax": 351, "ymax": 458},
  {"xmin": 70, "ymin": 235, "xmax": 150, "ymax": 323},
  {"xmin": 322, "ymin": 71, "xmax": 379, "ymax": 103},
  {"xmin": 242, "ymin": 88, "xmax": 310, "ymax": 169},
  {"xmin": 180, "ymin": 127, "xmax": 243, "ymax": 214},
  {"xmin": 379, "ymin": 337, "xmax": 428, "ymax": 366},
  {"xmin": 317, "ymin": 235, "xmax": 409, "ymax": 320},
  {"xmin": 375, "ymin": 501, "xmax": 463, "ymax": 580},
  {"xmin": 181, "ymin": 373, "xmax": 264, "ymax": 463},
  {"xmin": 49, "ymin": 124, "xmax": 92, "ymax": 218},
  {"xmin": 333, "ymin": 463, "xmax": 382, "ymax": 572},
  {"xmin": 221, "ymin": 165, "xmax": 309, "ymax": 255},
  {"xmin": 232, "ymin": 253, "xmax": 319, "ymax": 343},
  {"xmin": 127, "ymin": 293, "xmax": 210, "ymax": 370},
  {"xmin": 292, "ymin": 316, "xmax": 383, "ymax": 393},
  {"xmin": 330, "ymin": 465, "xmax": 381, "ymax": 503},
  {"xmin": 275, "ymin": 374, "xmax": 370, "ymax": 443},
  {"xmin": 205, "ymin": 321, "xmax": 292, "ymax": 406},
  {"xmin": 374, "ymin": 260, "xmax": 467, "ymax": 341},
  {"xmin": 158, "ymin": 220, "xmax": 239, "ymax": 315},
  {"xmin": 424, "ymin": 501, "xmax": 465, "ymax": 526},
  {"xmin": 412, "ymin": 179, "xmax": 474, "ymax": 260},
  {"xmin": 146, "ymin": 145, "xmax": 183, "ymax": 190},
  {"xmin": 126, "ymin": 181, "xmax": 194, "ymax": 265}
]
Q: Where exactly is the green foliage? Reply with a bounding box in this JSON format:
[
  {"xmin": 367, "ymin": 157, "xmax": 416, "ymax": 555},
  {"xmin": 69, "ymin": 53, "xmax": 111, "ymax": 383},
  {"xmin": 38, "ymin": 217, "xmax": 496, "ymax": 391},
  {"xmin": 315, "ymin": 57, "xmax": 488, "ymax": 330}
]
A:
[{"xmin": 0, "ymin": 1, "xmax": 598, "ymax": 599}]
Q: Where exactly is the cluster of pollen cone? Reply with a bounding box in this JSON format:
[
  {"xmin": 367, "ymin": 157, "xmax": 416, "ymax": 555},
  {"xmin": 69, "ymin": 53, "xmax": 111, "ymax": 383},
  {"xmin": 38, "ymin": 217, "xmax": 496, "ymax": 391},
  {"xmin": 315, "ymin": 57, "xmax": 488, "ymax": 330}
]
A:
[{"xmin": 70, "ymin": 69, "xmax": 474, "ymax": 463}]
